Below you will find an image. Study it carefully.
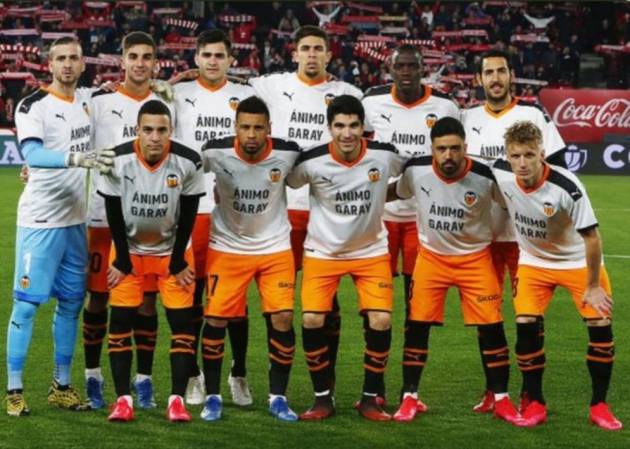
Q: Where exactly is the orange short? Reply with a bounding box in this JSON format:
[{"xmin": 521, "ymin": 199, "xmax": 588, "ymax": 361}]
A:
[
  {"xmin": 409, "ymin": 247, "xmax": 503, "ymax": 325},
  {"xmin": 88, "ymin": 226, "xmax": 112, "ymax": 293},
  {"xmin": 385, "ymin": 220, "xmax": 419, "ymax": 276},
  {"xmin": 301, "ymin": 254, "xmax": 393, "ymax": 313},
  {"xmin": 288, "ymin": 209, "xmax": 309, "ymax": 271},
  {"xmin": 513, "ymin": 264, "xmax": 612, "ymax": 319},
  {"xmin": 191, "ymin": 214, "xmax": 211, "ymax": 280},
  {"xmin": 205, "ymin": 249, "xmax": 295, "ymax": 319},
  {"xmin": 109, "ymin": 248, "xmax": 194, "ymax": 309},
  {"xmin": 490, "ymin": 241, "xmax": 519, "ymax": 288}
]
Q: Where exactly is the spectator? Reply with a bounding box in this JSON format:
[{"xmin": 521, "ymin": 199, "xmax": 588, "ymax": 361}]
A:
[{"xmin": 277, "ymin": 9, "xmax": 300, "ymax": 34}]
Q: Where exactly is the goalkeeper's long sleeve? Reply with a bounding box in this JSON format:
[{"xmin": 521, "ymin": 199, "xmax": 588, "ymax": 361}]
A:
[{"xmin": 20, "ymin": 138, "xmax": 68, "ymax": 168}]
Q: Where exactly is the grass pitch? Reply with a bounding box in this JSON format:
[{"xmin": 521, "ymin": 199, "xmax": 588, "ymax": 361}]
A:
[{"xmin": 0, "ymin": 168, "xmax": 628, "ymax": 449}]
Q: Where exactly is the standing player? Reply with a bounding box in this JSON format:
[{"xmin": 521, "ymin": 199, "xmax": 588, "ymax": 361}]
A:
[
  {"xmin": 363, "ymin": 44, "xmax": 459, "ymax": 314},
  {"xmin": 173, "ymin": 29, "xmax": 255, "ymax": 406},
  {"xmin": 492, "ymin": 121, "xmax": 622, "ymax": 430},
  {"xmin": 461, "ymin": 49, "xmax": 566, "ymax": 413},
  {"xmin": 98, "ymin": 100, "xmax": 205, "ymax": 422},
  {"xmin": 7, "ymin": 37, "xmax": 113, "ymax": 416},
  {"xmin": 250, "ymin": 25, "xmax": 363, "ymax": 386},
  {"xmin": 392, "ymin": 117, "xmax": 523, "ymax": 425},
  {"xmin": 83, "ymin": 31, "xmax": 173, "ymax": 409},
  {"xmin": 287, "ymin": 95, "xmax": 404, "ymax": 421},
  {"xmin": 198, "ymin": 97, "xmax": 300, "ymax": 422}
]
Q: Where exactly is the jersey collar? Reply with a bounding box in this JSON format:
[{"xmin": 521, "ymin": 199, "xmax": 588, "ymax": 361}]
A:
[
  {"xmin": 517, "ymin": 163, "xmax": 550, "ymax": 193},
  {"xmin": 391, "ymin": 85, "xmax": 431, "ymax": 109},
  {"xmin": 42, "ymin": 86, "xmax": 74, "ymax": 103},
  {"xmin": 234, "ymin": 137, "xmax": 272, "ymax": 163},
  {"xmin": 117, "ymin": 85, "xmax": 151, "ymax": 102},
  {"xmin": 197, "ymin": 77, "xmax": 227, "ymax": 92},
  {"xmin": 484, "ymin": 96, "xmax": 518, "ymax": 118},
  {"xmin": 296, "ymin": 72, "xmax": 328, "ymax": 86},
  {"xmin": 432, "ymin": 156, "xmax": 472, "ymax": 184},
  {"xmin": 134, "ymin": 139, "xmax": 171, "ymax": 172},
  {"xmin": 328, "ymin": 138, "xmax": 367, "ymax": 167}
]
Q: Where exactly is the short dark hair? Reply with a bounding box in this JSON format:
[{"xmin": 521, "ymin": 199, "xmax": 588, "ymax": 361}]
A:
[
  {"xmin": 196, "ymin": 29, "xmax": 232, "ymax": 54},
  {"xmin": 123, "ymin": 31, "xmax": 156, "ymax": 54},
  {"xmin": 478, "ymin": 49, "xmax": 512, "ymax": 74},
  {"xmin": 137, "ymin": 100, "xmax": 172, "ymax": 124},
  {"xmin": 391, "ymin": 43, "xmax": 422, "ymax": 64},
  {"xmin": 430, "ymin": 117, "xmax": 466, "ymax": 142},
  {"xmin": 50, "ymin": 37, "xmax": 82, "ymax": 55},
  {"xmin": 294, "ymin": 25, "xmax": 329, "ymax": 50},
  {"xmin": 236, "ymin": 96, "xmax": 270, "ymax": 121},
  {"xmin": 327, "ymin": 95, "xmax": 364, "ymax": 125}
]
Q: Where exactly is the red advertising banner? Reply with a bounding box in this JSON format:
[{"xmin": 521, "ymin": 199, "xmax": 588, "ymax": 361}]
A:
[{"xmin": 539, "ymin": 88, "xmax": 630, "ymax": 143}]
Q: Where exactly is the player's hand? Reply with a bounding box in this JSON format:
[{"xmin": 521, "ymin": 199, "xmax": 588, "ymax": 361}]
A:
[
  {"xmin": 67, "ymin": 149, "xmax": 116, "ymax": 174},
  {"xmin": 99, "ymin": 80, "xmax": 119, "ymax": 92},
  {"xmin": 174, "ymin": 266, "xmax": 195, "ymax": 287},
  {"xmin": 19, "ymin": 165, "xmax": 29, "ymax": 184},
  {"xmin": 583, "ymin": 285, "xmax": 613, "ymax": 316},
  {"xmin": 107, "ymin": 265, "xmax": 127, "ymax": 289},
  {"xmin": 150, "ymin": 79, "xmax": 175, "ymax": 103},
  {"xmin": 168, "ymin": 69, "xmax": 199, "ymax": 85}
]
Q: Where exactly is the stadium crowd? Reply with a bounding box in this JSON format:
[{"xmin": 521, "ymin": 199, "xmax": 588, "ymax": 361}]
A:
[{"xmin": 0, "ymin": 0, "xmax": 629, "ymax": 127}]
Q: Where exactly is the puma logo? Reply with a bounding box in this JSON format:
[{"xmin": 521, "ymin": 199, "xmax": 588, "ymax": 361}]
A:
[
  {"xmin": 55, "ymin": 113, "xmax": 66, "ymax": 121},
  {"xmin": 503, "ymin": 191, "xmax": 513, "ymax": 201},
  {"xmin": 124, "ymin": 175, "xmax": 135, "ymax": 184},
  {"xmin": 283, "ymin": 91, "xmax": 294, "ymax": 101},
  {"xmin": 380, "ymin": 113, "xmax": 392, "ymax": 123},
  {"xmin": 10, "ymin": 321, "xmax": 20, "ymax": 329},
  {"xmin": 593, "ymin": 347, "xmax": 614, "ymax": 356},
  {"xmin": 203, "ymin": 345, "xmax": 222, "ymax": 354},
  {"xmin": 369, "ymin": 356, "xmax": 388, "ymax": 367},
  {"xmin": 111, "ymin": 109, "xmax": 123, "ymax": 118},
  {"xmin": 174, "ymin": 339, "xmax": 193, "ymax": 348},
  {"xmin": 321, "ymin": 176, "xmax": 333, "ymax": 184},
  {"xmin": 185, "ymin": 98, "xmax": 197, "ymax": 107},
  {"xmin": 223, "ymin": 168, "xmax": 233, "ymax": 177},
  {"xmin": 421, "ymin": 186, "xmax": 431, "ymax": 197},
  {"xmin": 472, "ymin": 126, "xmax": 482, "ymax": 135}
]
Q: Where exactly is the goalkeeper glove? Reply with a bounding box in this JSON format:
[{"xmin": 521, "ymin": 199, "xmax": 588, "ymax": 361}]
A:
[
  {"xmin": 150, "ymin": 79, "xmax": 174, "ymax": 103},
  {"xmin": 67, "ymin": 149, "xmax": 115, "ymax": 174}
]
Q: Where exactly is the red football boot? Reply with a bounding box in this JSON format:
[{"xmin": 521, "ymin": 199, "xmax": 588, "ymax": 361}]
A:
[
  {"xmin": 518, "ymin": 393, "xmax": 531, "ymax": 414},
  {"xmin": 108, "ymin": 396, "xmax": 134, "ymax": 422},
  {"xmin": 494, "ymin": 397, "xmax": 527, "ymax": 426},
  {"xmin": 520, "ymin": 400, "xmax": 547, "ymax": 427},
  {"xmin": 473, "ymin": 390, "xmax": 495, "ymax": 413},
  {"xmin": 357, "ymin": 396, "xmax": 391, "ymax": 422},
  {"xmin": 416, "ymin": 398, "xmax": 428, "ymax": 413},
  {"xmin": 589, "ymin": 403, "xmax": 623, "ymax": 431},
  {"xmin": 166, "ymin": 396, "xmax": 191, "ymax": 423},
  {"xmin": 354, "ymin": 395, "xmax": 386, "ymax": 410},
  {"xmin": 300, "ymin": 395, "xmax": 335, "ymax": 421},
  {"xmin": 393, "ymin": 396, "xmax": 419, "ymax": 422}
]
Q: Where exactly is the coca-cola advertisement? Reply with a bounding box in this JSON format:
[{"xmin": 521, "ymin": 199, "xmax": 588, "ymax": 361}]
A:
[{"xmin": 539, "ymin": 88, "xmax": 630, "ymax": 143}]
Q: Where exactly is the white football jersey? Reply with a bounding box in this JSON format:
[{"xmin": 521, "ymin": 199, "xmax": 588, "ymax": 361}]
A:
[
  {"xmin": 287, "ymin": 139, "xmax": 405, "ymax": 259},
  {"xmin": 88, "ymin": 86, "xmax": 174, "ymax": 228},
  {"xmin": 15, "ymin": 88, "xmax": 91, "ymax": 228},
  {"xmin": 97, "ymin": 140, "xmax": 205, "ymax": 256},
  {"xmin": 397, "ymin": 156, "xmax": 501, "ymax": 255},
  {"xmin": 492, "ymin": 160, "xmax": 597, "ymax": 269},
  {"xmin": 249, "ymin": 71, "xmax": 363, "ymax": 210},
  {"xmin": 462, "ymin": 98, "xmax": 566, "ymax": 242},
  {"xmin": 174, "ymin": 79, "xmax": 255, "ymax": 214},
  {"xmin": 363, "ymin": 84, "xmax": 460, "ymax": 222},
  {"xmin": 201, "ymin": 136, "xmax": 300, "ymax": 254}
]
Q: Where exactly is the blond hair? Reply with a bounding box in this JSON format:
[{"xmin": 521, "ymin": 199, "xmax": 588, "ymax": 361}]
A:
[{"xmin": 504, "ymin": 121, "xmax": 543, "ymax": 149}]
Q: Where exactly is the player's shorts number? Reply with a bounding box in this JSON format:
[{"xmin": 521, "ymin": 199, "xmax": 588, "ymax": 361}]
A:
[{"xmin": 208, "ymin": 274, "xmax": 219, "ymax": 296}]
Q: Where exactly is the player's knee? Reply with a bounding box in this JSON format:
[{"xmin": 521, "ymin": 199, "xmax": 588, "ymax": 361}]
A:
[
  {"xmin": 269, "ymin": 311, "xmax": 293, "ymax": 331},
  {"xmin": 166, "ymin": 307, "xmax": 194, "ymax": 334},
  {"xmin": 586, "ymin": 317, "xmax": 611, "ymax": 327},
  {"xmin": 303, "ymin": 313, "xmax": 325, "ymax": 329},
  {"xmin": 367, "ymin": 311, "xmax": 391, "ymax": 331},
  {"xmin": 11, "ymin": 299, "xmax": 38, "ymax": 322},
  {"xmin": 109, "ymin": 306, "xmax": 137, "ymax": 332},
  {"xmin": 478, "ymin": 322, "xmax": 507, "ymax": 346},
  {"xmin": 87, "ymin": 292, "xmax": 108, "ymax": 312},
  {"xmin": 207, "ymin": 317, "xmax": 228, "ymax": 328},
  {"xmin": 139, "ymin": 293, "xmax": 157, "ymax": 315},
  {"xmin": 56, "ymin": 299, "xmax": 83, "ymax": 319}
]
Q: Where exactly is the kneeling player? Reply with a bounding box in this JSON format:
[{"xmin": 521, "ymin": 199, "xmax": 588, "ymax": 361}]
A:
[
  {"xmin": 393, "ymin": 117, "xmax": 524, "ymax": 425},
  {"xmin": 98, "ymin": 100, "xmax": 205, "ymax": 422},
  {"xmin": 492, "ymin": 121, "xmax": 622, "ymax": 430},
  {"xmin": 198, "ymin": 97, "xmax": 300, "ymax": 422},
  {"xmin": 287, "ymin": 95, "xmax": 406, "ymax": 421}
]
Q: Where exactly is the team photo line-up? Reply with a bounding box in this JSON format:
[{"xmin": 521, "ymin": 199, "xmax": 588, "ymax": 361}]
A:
[{"xmin": 6, "ymin": 24, "xmax": 621, "ymax": 431}]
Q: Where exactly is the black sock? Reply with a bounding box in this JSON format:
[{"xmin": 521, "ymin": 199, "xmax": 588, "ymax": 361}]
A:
[
  {"xmin": 323, "ymin": 296, "xmax": 341, "ymax": 388},
  {"xmin": 587, "ymin": 324, "xmax": 614, "ymax": 405},
  {"xmin": 108, "ymin": 307, "xmax": 137, "ymax": 396},
  {"xmin": 83, "ymin": 308, "xmax": 108, "ymax": 370},
  {"xmin": 228, "ymin": 318, "xmax": 249, "ymax": 377},
  {"xmin": 190, "ymin": 279, "xmax": 205, "ymax": 378},
  {"xmin": 402, "ymin": 320, "xmax": 430, "ymax": 394},
  {"xmin": 302, "ymin": 325, "xmax": 331, "ymax": 394},
  {"xmin": 201, "ymin": 322, "xmax": 226, "ymax": 395},
  {"xmin": 478, "ymin": 323, "xmax": 510, "ymax": 394},
  {"xmin": 516, "ymin": 319, "xmax": 545, "ymax": 403},
  {"xmin": 134, "ymin": 312, "xmax": 158, "ymax": 376},
  {"xmin": 165, "ymin": 307, "xmax": 195, "ymax": 397},
  {"xmin": 403, "ymin": 274, "xmax": 412, "ymax": 304},
  {"xmin": 363, "ymin": 324, "xmax": 391, "ymax": 396},
  {"xmin": 267, "ymin": 318, "xmax": 295, "ymax": 396}
]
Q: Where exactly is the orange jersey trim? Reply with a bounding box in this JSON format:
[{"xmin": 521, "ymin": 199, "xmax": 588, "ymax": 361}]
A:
[
  {"xmin": 197, "ymin": 77, "xmax": 227, "ymax": 92},
  {"xmin": 328, "ymin": 138, "xmax": 367, "ymax": 167},
  {"xmin": 117, "ymin": 84, "xmax": 151, "ymax": 102},
  {"xmin": 134, "ymin": 139, "xmax": 171, "ymax": 173},
  {"xmin": 297, "ymin": 72, "xmax": 327, "ymax": 86},
  {"xmin": 234, "ymin": 137, "xmax": 272, "ymax": 163},
  {"xmin": 42, "ymin": 86, "xmax": 74, "ymax": 103},
  {"xmin": 432, "ymin": 156, "xmax": 472, "ymax": 184},
  {"xmin": 517, "ymin": 163, "xmax": 550, "ymax": 193},
  {"xmin": 484, "ymin": 96, "xmax": 518, "ymax": 118},
  {"xmin": 391, "ymin": 85, "xmax": 431, "ymax": 109}
]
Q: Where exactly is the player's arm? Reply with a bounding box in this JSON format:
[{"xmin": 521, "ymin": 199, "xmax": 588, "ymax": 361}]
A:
[
  {"xmin": 20, "ymin": 138, "xmax": 114, "ymax": 172},
  {"xmin": 579, "ymin": 226, "xmax": 612, "ymax": 316},
  {"xmin": 102, "ymin": 194, "xmax": 132, "ymax": 289},
  {"xmin": 394, "ymin": 162, "xmax": 415, "ymax": 201},
  {"xmin": 286, "ymin": 157, "xmax": 309, "ymax": 189},
  {"xmin": 169, "ymin": 194, "xmax": 200, "ymax": 286}
]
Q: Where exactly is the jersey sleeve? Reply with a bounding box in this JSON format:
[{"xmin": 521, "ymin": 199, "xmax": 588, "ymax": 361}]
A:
[
  {"xmin": 491, "ymin": 180, "xmax": 506, "ymax": 208},
  {"xmin": 182, "ymin": 161, "xmax": 207, "ymax": 196},
  {"xmin": 447, "ymin": 99, "xmax": 461, "ymax": 120},
  {"xmin": 344, "ymin": 83, "xmax": 363, "ymax": 100},
  {"xmin": 248, "ymin": 75, "xmax": 276, "ymax": 105},
  {"xmin": 396, "ymin": 166, "xmax": 414, "ymax": 200},
  {"xmin": 96, "ymin": 166, "xmax": 121, "ymax": 197},
  {"xmin": 15, "ymin": 101, "xmax": 44, "ymax": 144},
  {"xmin": 536, "ymin": 106, "xmax": 565, "ymax": 157},
  {"xmin": 362, "ymin": 98, "xmax": 375, "ymax": 133},
  {"xmin": 568, "ymin": 179, "xmax": 598, "ymax": 232},
  {"xmin": 389, "ymin": 149, "xmax": 407, "ymax": 178},
  {"xmin": 286, "ymin": 160, "xmax": 309, "ymax": 189}
]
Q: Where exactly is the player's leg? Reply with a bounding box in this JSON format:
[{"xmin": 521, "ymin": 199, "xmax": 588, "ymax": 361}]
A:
[
  {"xmin": 400, "ymin": 221, "xmax": 420, "ymax": 305},
  {"xmin": 354, "ymin": 255, "xmax": 394, "ymax": 421},
  {"xmin": 185, "ymin": 214, "xmax": 210, "ymax": 405},
  {"xmin": 160, "ymin": 249, "xmax": 196, "ymax": 422},
  {"xmin": 84, "ymin": 226, "xmax": 111, "ymax": 409},
  {"xmin": 564, "ymin": 267, "xmax": 621, "ymax": 430},
  {"xmin": 394, "ymin": 249, "xmax": 448, "ymax": 422},
  {"xmin": 133, "ymin": 290, "xmax": 158, "ymax": 409},
  {"xmin": 6, "ymin": 226, "xmax": 62, "ymax": 416},
  {"xmin": 258, "ymin": 250, "xmax": 297, "ymax": 421},
  {"xmin": 200, "ymin": 250, "xmax": 254, "ymax": 421},
  {"xmin": 512, "ymin": 265, "xmax": 553, "ymax": 427},
  {"xmin": 299, "ymin": 256, "xmax": 340, "ymax": 420},
  {"xmin": 226, "ymin": 316, "xmax": 250, "ymax": 404},
  {"xmin": 107, "ymin": 253, "xmax": 143, "ymax": 422}
]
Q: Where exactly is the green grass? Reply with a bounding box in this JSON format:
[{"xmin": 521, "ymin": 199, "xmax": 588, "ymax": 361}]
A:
[{"xmin": 0, "ymin": 169, "xmax": 628, "ymax": 448}]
